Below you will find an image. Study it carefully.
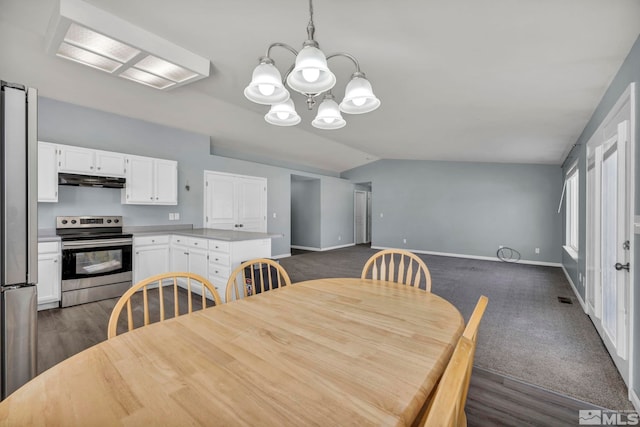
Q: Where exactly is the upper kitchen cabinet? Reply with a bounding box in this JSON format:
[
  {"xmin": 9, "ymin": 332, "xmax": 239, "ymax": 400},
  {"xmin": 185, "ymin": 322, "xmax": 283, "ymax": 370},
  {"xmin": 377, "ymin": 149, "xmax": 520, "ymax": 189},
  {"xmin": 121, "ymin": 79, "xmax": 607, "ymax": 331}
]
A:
[
  {"xmin": 123, "ymin": 155, "xmax": 177, "ymax": 205},
  {"xmin": 38, "ymin": 141, "xmax": 58, "ymax": 202},
  {"xmin": 204, "ymin": 171, "xmax": 267, "ymax": 232},
  {"xmin": 58, "ymin": 144, "xmax": 125, "ymax": 177}
]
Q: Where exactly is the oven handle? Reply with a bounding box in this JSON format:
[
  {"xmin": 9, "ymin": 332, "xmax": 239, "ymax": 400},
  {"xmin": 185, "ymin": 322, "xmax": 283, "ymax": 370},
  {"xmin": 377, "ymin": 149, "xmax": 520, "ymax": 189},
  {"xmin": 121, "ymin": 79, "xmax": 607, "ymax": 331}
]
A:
[{"xmin": 62, "ymin": 239, "xmax": 133, "ymax": 249}]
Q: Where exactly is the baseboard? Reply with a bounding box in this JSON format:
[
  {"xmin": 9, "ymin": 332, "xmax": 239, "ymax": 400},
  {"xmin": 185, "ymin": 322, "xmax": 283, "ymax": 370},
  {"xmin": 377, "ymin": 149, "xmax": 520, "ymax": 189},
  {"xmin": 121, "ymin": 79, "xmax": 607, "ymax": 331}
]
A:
[
  {"xmin": 291, "ymin": 243, "xmax": 355, "ymax": 252},
  {"xmin": 561, "ymin": 265, "xmax": 587, "ymax": 313},
  {"xmin": 630, "ymin": 388, "xmax": 640, "ymax": 413},
  {"xmin": 37, "ymin": 301, "xmax": 60, "ymax": 311},
  {"xmin": 271, "ymin": 253, "xmax": 291, "ymax": 259},
  {"xmin": 371, "ymin": 246, "xmax": 562, "ymax": 267}
]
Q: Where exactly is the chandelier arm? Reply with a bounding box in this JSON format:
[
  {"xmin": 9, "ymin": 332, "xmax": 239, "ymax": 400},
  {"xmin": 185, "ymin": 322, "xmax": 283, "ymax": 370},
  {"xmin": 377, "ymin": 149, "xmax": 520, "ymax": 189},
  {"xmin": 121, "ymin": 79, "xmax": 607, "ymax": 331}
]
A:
[
  {"xmin": 326, "ymin": 53, "xmax": 362, "ymax": 74},
  {"xmin": 265, "ymin": 42, "xmax": 299, "ymax": 59}
]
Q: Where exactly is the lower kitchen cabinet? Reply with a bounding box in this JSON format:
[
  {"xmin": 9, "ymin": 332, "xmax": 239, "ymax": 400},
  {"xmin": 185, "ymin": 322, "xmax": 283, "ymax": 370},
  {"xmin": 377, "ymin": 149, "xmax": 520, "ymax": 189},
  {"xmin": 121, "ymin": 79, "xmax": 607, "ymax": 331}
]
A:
[
  {"xmin": 133, "ymin": 235, "xmax": 170, "ymax": 284},
  {"xmin": 170, "ymin": 236, "xmax": 212, "ymax": 297},
  {"xmin": 37, "ymin": 241, "xmax": 61, "ymax": 310}
]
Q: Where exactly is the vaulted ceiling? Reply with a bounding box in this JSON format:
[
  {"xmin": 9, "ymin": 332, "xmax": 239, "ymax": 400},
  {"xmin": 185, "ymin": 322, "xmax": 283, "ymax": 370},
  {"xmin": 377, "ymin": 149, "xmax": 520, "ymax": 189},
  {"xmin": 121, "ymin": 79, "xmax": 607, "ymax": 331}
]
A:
[{"xmin": 1, "ymin": 0, "xmax": 639, "ymax": 173}]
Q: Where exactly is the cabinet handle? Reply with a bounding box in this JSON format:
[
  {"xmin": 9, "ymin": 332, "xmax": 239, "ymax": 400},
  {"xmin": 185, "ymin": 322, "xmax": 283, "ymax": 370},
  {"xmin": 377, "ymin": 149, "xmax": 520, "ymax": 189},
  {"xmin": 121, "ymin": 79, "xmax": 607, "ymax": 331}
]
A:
[
  {"xmin": 156, "ymin": 197, "xmax": 159, "ymax": 200},
  {"xmin": 239, "ymin": 224, "xmax": 244, "ymax": 228},
  {"xmin": 90, "ymin": 166, "xmax": 94, "ymax": 170},
  {"xmin": 184, "ymin": 252, "xmax": 189, "ymax": 255},
  {"xmin": 194, "ymin": 242, "xmax": 198, "ymax": 246},
  {"xmin": 97, "ymin": 166, "xmax": 101, "ymax": 170},
  {"xmin": 150, "ymin": 197, "xmax": 153, "ymax": 200},
  {"xmin": 53, "ymin": 259, "xmax": 57, "ymax": 263}
]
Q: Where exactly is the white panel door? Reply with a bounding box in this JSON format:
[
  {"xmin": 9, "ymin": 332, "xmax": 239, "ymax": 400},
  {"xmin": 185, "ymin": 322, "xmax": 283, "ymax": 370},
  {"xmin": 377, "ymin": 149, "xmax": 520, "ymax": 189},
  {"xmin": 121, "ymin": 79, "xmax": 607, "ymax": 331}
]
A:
[
  {"xmin": 205, "ymin": 172, "xmax": 236, "ymax": 230},
  {"xmin": 236, "ymin": 177, "xmax": 266, "ymax": 232},
  {"xmin": 355, "ymin": 191, "xmax": 367, "ymax": 244},
  {"xmin": 154, "ymin": 159, "xmax": 178, "ymax": 204}
]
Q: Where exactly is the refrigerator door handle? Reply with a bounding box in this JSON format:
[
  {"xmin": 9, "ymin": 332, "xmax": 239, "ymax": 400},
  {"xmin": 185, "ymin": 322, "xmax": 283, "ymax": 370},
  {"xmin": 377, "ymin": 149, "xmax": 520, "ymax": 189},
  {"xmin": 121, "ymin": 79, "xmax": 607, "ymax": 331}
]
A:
[{"xmin": 26, "ymin": 87, "xmax": 38, "ymax": 286}]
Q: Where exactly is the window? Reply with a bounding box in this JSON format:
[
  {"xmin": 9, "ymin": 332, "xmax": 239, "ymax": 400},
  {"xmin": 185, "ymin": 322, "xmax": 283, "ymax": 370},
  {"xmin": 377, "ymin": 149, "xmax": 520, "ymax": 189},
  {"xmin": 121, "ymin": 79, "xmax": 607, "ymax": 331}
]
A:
[{"xmin": 565, "ymin": 165, "xmax": 579, "ymax": 253}]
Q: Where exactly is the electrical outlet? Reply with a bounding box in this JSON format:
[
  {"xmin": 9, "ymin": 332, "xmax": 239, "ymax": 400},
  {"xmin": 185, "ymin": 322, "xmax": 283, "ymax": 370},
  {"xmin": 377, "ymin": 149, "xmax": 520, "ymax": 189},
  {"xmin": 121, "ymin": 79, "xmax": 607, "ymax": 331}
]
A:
[
  {"xmin": 338, "ymin": 235, "xmax": 342, "ymax": 241},
  {"xmin": 169, "ymin": 213, "xmax": 175, "ymax": 220},
  {"xmin": 403, "ymin": 238, "xmax": 407, "ymax": 244},
  {"xmin": 380, "ymin": 213, "xmax": 384, "ymax": 218},
  {"xmin": 535, "ymin": 248, "xmax": 540, "ymax": 254},
  {"xmin": 498, "ymin": 245, "xmax": 504, "ymax": 249},
  {"xmin": 273, "ymin": 212, "xmax": 277, "ymax": 218}
]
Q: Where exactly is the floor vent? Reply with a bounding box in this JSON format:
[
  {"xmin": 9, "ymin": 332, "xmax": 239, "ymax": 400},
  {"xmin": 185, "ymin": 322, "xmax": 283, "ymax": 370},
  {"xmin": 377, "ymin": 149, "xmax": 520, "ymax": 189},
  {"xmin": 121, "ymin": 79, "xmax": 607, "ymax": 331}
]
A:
[{"xmin": 557, "ymin": 296, "xmax": 573, "ymax": 304}]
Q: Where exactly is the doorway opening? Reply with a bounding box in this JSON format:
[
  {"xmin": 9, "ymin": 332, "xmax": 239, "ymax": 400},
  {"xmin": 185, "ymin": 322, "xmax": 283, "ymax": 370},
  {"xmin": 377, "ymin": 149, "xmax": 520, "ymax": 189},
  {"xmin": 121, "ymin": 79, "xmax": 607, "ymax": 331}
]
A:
[
  {"xmin": 354, "ymin": 182, "xmax": 372, "ymax": 246},
  {"xmin": 290, "ymin": 175, "xmax": 321, "ymax": 253}
]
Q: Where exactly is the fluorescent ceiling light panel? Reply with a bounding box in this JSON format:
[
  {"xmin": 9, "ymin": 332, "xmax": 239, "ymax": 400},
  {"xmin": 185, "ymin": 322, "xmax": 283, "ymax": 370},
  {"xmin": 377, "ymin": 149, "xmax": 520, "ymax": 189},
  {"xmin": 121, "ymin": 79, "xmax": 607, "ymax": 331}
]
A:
[
  {"xmin": 119, "ymin": 68, "xmax": 175, "ymax": 90},
  {"xmin": 56, "ymin": 42, "xmax": 122, "ymax": 73},
  {"xmin": 63, "ymin": 23, "xmax": 140, "ymax": 63},
  {"xmin": 134, "ymin": 56, "xmax": 198, "ymax": 83},
  {"xmin": 45, "ymin": 0, "xmax": 210, "ymax": 90}
]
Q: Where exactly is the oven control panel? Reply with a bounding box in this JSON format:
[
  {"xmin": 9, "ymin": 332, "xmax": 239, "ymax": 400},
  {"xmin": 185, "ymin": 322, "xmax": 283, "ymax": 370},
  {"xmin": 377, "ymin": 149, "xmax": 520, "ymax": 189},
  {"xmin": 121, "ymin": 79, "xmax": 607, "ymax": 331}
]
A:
[{"xmin": 56, "ymin": 216, "xmax": 122, "ymax": 229}]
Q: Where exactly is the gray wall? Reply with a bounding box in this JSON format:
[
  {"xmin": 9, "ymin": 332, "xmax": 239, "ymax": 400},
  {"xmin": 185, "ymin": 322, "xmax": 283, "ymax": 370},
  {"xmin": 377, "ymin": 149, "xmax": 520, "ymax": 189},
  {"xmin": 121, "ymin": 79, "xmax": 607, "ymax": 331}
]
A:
[
  {"xmin": 560, "ymin": 35, "xmax": 640, "ymax": 395},
  {"xmin": 291, "ymin": 178, "xmax": 321, "ymax": 248},
  {"xmin": 37, "ymin": 97, "xmax": 355, "ymax": 257},
  {"xmin": 321, "ymin": 178, "xmax": 355, "ymax": 249},
  {"xmin": 342, "ymin": 159, "xmax": 562, "ymax": 263}
]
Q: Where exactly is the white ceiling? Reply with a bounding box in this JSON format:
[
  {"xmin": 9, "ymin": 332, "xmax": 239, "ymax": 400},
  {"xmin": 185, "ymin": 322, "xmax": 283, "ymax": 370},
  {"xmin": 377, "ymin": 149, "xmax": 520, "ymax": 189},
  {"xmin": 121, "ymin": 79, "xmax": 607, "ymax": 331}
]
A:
[{"xmin": 1, "ymin": 0, "xmax": 639, "ymax": 173}]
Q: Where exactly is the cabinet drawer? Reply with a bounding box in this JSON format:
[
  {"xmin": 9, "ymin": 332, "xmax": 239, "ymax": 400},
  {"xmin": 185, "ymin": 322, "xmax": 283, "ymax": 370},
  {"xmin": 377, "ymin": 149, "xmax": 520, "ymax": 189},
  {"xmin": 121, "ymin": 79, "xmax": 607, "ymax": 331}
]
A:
[
  {"xmin": 135, "ymin": 235, "xmax": 170, "ymax": 246},
  {"xmin": 38, "ymin": 241, "xmax": 60, "ymax": 254},
  {"xmin": 208, "ymin": 265, "xmax": 229, "ymax": 278},
  {"xmin": 209, "ymin": 240, "xmax": 230, "ymax": 253},
  {"xmin": 188, "ymin": 237, "xmax": 208, "ymax": 249},
  {"xmin": 208, "ymin": 252, "xmax": 230, "ymax": 267},
  {"xmin": 207, "ymin": 273, "xmax": 228, "ymax": 298}
]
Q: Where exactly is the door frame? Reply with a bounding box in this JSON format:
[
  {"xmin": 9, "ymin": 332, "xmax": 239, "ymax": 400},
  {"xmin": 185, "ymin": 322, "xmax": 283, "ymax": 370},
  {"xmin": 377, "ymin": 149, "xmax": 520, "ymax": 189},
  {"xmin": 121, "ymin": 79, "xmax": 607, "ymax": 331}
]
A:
[{"xmin": 584, "ymin": 82, "xmax": 636, "ymax": 400}]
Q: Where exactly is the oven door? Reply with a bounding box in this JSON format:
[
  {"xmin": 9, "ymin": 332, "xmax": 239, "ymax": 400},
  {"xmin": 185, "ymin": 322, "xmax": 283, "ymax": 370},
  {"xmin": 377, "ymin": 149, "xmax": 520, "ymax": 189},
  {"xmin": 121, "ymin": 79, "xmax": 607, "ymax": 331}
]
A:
[{"xmin": 61, "ymin": 239, "xmax": 132, "ymax": 280}]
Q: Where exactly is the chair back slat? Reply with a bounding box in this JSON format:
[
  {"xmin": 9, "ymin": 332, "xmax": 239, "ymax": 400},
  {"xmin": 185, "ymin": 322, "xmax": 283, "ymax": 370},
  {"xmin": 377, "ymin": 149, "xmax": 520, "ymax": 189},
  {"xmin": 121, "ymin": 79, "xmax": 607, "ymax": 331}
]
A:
[
  {"xmin": 225, "ymin": 259, "xmax": 292, "ymax": 302},
  {"xmin": 108, "ymin": 272, "xmax": 222, "ymax": 339},
  {"xmin": 463, "ymin": 295, "xmax": 488, "ymax": 342},
  {"xmin": 361, "ymin": 249, "xmax": 432, "ymax": 292}
]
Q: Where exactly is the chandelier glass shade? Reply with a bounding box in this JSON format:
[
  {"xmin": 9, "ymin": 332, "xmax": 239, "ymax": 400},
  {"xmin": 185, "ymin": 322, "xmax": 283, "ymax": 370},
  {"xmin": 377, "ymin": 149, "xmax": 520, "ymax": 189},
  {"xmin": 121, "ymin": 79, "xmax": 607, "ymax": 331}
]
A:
[{"xmin": 244, "ymin": 0, "xmax": 380, "ymax": 129}]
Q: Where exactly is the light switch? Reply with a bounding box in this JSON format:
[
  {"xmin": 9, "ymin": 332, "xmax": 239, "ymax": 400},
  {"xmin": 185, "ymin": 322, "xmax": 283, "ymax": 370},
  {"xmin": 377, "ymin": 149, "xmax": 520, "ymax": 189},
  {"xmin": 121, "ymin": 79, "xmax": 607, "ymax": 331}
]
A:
[
  {"xmin": 169, "ymin": 213, "xmax": 175, "ymax": 220},
  {"xmin": 175, "ymin": 213, "xmax": 180, "ymax": 220}
]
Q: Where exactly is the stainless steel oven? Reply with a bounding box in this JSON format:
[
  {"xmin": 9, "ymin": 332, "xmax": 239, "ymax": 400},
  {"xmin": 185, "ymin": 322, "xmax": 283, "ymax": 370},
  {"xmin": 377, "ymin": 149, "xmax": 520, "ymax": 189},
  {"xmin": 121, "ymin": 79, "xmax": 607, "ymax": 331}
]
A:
[{"xmin": 57, "ymin": 216, "xmax": 132, "ymax": 307}]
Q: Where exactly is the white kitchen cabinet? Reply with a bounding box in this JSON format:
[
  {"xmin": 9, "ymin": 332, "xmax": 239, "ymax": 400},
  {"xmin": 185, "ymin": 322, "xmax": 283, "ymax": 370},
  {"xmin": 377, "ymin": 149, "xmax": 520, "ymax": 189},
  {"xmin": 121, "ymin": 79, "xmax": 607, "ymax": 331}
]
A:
[
  {"xmin": 123, "ymin": 155, "xmax": 177, "ymax": 205},
  {"xmin": 57, "ymin": 144, "xmax": 125, "ymax": 177},
  {"xmin": 204, "ymin": 171, "xmax": 266, "ymax": 232},
  {"xmin": 170, "ymin": 236, "xmax": 211, "ymax": 297},
  {"xmin": 38, "ymin": 141, "xmax": 58, "ymax": 202},
  {"xmin": 133, "ymin": 235, "xmax": 170, "ymax": 284},
  {"xmin": 94, "ymin": 150, "xmax": 126, "ymax": 177},
  {"xmin": 37, "ymin": 241, "xmax": 60, "ymax": 310}
]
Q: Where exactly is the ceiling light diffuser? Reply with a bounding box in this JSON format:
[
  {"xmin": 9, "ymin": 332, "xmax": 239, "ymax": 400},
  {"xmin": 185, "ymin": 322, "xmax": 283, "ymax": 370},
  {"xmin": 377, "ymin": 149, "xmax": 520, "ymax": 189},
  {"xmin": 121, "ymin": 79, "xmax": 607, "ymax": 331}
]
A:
[{"xmin": 46, "ymin": 0, "xmax": 210, "ymax": 90}]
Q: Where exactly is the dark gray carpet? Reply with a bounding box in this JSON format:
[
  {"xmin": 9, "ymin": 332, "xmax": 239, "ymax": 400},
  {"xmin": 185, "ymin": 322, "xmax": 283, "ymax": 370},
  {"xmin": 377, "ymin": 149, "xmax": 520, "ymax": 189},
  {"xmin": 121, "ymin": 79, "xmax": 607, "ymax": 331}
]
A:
[{"xmin": 279, "ymin": 245, "xmax": 632, "ymax": 410}]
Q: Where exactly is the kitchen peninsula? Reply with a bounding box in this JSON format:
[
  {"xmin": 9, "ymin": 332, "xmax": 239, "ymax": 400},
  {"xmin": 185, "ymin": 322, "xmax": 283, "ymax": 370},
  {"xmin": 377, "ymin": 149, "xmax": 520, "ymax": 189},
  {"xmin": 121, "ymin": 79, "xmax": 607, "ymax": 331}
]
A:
[{"xmin": 129, "ymin": 225, "xmax": 282, "ymax": 302}]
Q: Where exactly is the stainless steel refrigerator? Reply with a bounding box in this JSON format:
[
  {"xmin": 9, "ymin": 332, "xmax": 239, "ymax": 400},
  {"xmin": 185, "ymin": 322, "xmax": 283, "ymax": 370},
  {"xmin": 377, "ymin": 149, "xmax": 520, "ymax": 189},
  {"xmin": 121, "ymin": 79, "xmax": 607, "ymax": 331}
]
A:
[{"xmin": 0, "ymin": 81, "xmax": 38, "ymax": 399}]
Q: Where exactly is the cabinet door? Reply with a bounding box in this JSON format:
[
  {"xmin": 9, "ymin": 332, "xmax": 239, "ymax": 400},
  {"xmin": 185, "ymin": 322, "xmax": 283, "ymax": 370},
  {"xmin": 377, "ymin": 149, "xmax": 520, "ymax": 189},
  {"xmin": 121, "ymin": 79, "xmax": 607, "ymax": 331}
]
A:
[
  {"xmin": 38, "ymin": 142, "xmax": 58, "ymax": 202},
  {"xmin": 170, "ymin": 245, "xmax": 189, "ymax": 272},
  {"xmin": 204, "ymin": 172, "xmax": 237, "ymax": 230},
  {"xmin": 154, "ymin": 159, "xmax": 177, "ymax": 205},
  {"xmin": 236, "ymin": 177, "xmax": 267, "ymax": 232},
  {"xmin": 135, "ymin": 245, "xmax": 170, "ymax": 284},
  {"xmin": 58, "ymin": 145, "xmax": 95, "ymax": 175},
  {"xmin": 188, "ymin": 248, "xmax": 209, "ymax": 296},
  {"xmin": 37, "ymin": 254, "xmax": 60, "ymax": 306},
  {"xmin": 124, "ymin": 155, "xmax": 155, "ymax": 204},
  {"xmin": 95, "ymin": 150, "xmax": 126, "ymax": 177}
]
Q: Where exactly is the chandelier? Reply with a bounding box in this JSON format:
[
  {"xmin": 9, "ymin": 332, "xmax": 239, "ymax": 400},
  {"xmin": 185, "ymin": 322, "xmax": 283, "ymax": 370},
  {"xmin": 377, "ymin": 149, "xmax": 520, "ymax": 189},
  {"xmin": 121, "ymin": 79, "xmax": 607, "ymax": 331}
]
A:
[{"xmin": 243, "ymin": 0, "xmax": 380, "ymax": 129}]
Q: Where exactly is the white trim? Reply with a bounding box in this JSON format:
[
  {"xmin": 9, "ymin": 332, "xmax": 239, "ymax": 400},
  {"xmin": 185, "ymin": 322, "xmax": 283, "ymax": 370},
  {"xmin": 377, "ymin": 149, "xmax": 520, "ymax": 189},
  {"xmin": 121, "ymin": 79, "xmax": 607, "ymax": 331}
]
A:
[
  {"xmin": 271, "ymin": 253, "xmax": 291, "ymax": 259},
  {"xmin": 291, "ymin": 243, "xmax": 356, "ymax": 252},
  {"xmin": 563, "ymin": 245, "xmax": 579, "ymax": 261},
  {"xmin": 561, "ymin": 265, "xmax": 588, "ymax": 313},
  {"xmin": 37, "ymin": 301, "xmax": 60, "ymax": 311},
  {"xmin": 630, "ymin": 388, "xmax": 640, "ymax": 413},
  {"xmin": 371, "ymin": 246, "xmax": 562, "ymax": 267}
]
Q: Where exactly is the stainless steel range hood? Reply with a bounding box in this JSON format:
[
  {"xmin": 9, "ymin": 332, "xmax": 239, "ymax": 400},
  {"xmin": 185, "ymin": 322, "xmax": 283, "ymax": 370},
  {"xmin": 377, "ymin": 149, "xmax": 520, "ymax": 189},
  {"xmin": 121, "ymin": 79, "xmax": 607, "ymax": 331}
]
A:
[{"xmin": 58, "ymin": 173, "xmax": 126, "ymax": 188}]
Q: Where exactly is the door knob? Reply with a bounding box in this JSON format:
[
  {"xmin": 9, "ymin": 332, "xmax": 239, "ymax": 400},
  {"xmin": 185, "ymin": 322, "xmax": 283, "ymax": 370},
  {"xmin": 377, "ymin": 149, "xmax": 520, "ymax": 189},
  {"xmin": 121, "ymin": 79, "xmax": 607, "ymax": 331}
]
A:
[{"xmin": 615, "ymin": 262, "xmax": 630, "ymax": 271}]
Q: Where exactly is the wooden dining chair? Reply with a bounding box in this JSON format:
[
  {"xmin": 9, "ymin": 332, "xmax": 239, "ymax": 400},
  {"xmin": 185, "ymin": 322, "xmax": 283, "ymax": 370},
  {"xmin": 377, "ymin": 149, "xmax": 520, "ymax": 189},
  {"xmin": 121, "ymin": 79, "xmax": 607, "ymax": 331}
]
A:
[
  {"xmin": 225, "ymin": 258, "xmax": 292, "ymax": 302},
  {"xmin": 107, "ymin": 272, "xmax": 222, "ymax": 339},
  {"xmin": 361, "ymin": 249, "xmax": 432, "ymax": 291},
  {"xmin": 421, "ymin": 336, "xmax": 476, "ymax": 427},
  {"xmin": 418, "ymin": 295, "xmax": 488, "ymax": 426}
]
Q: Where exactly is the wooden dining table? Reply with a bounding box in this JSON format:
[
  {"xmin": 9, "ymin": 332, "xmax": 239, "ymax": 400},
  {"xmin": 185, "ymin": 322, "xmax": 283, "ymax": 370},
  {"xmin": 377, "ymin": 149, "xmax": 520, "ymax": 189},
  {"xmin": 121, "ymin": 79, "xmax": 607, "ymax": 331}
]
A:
[{"xmin": 0, "ymin": 278, "xmax": 464, "ymax": 426}]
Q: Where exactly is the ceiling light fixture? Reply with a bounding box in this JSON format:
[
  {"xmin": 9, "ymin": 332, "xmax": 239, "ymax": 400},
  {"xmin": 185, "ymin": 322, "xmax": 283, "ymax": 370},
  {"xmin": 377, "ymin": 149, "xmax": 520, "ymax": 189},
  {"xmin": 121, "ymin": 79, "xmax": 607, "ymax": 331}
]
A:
[
  {"xmin": 45, "ymin": 0, "xmax": 209, "ymax": 90},
  {"xmin": 244, "ymin": 0, "xmax": 380, "ymax": 129}
]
